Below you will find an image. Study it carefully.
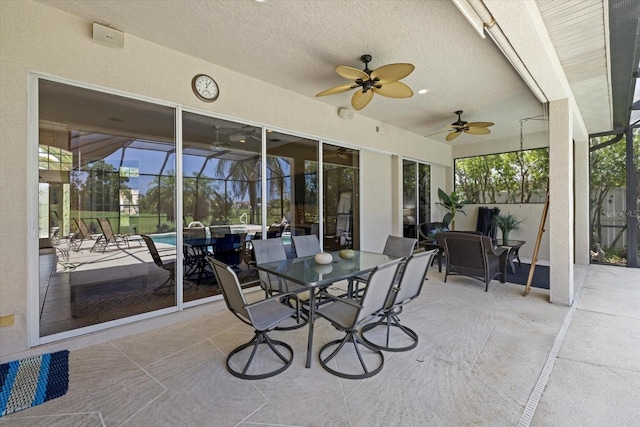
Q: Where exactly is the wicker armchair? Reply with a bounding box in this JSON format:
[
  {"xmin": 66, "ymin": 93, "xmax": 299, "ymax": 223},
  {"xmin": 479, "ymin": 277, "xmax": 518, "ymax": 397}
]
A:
[{"xmin": 441, "ymin": 232, "xmax": 508, "ymax": 292}]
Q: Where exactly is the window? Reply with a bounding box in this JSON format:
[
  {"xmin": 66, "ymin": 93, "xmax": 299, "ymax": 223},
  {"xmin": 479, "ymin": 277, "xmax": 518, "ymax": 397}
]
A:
[{"xmin": 455, "ymin": 148, "xmax": 549, "ymax": 204}]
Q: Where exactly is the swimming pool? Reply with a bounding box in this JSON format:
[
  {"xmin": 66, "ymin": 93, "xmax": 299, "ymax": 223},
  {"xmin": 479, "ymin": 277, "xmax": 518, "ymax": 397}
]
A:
[{"xmin": 150, "ymin": 233, "xmax": 177, "ymax": 246}]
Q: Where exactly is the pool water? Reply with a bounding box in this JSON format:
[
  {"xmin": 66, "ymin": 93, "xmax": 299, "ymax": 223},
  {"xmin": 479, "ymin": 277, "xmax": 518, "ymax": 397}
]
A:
[{"xmin": 151, "ymin": 233, "xmax": 177, "ymax": 246}]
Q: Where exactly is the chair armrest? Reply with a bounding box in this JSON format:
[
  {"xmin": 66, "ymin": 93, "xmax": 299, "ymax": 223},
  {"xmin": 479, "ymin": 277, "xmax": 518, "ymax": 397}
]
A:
[{"xmin": 246, "ymin": 291, "xmax": 300, "ymax": 307}]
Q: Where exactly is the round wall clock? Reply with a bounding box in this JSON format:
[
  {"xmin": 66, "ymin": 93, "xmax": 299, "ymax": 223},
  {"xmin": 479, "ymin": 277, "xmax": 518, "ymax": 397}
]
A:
[{"xmin": 191, "ymin": 74, "xmax": 219, "ymax": 102}]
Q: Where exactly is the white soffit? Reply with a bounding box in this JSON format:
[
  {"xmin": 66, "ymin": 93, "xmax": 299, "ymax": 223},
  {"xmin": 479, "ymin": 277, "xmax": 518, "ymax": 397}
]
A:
[{"xmin": 536, "ymin": 0, "xmax": 612, "ymax": 134}]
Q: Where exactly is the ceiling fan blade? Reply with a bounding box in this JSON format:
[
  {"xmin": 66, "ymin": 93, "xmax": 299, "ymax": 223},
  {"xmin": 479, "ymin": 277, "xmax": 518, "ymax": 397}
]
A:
[
  {"xmin": 335, "ymin": 65, "xmax": 369, "ymax": 80},
  {"xmin": 465, "ymin": 127, "xmax": 491, "ymax": 135},
  {"xmin": 424, "ymin": 129, "xmax": 449, "ymax": 137},
  {"xmin": 445, "ymin": 131, "xmax": 461, "ymax": 141},
  {"xmin": 373, "ymin": 82, "xmax": 413, "ymax": 98},
  {"xmin": 351, "ymin": 89, "xmax": 374, "ymax": 110},
  {"xmin": 316, "ymin": 83, "xmax": 356, "ymax": 97},
  {"xmin": 370, "ymin": 63, "xmax": 415, "ymax": 83},
  {"xmin": 466, "ymin": 121, "xmax": 495, "ymax": 128}
]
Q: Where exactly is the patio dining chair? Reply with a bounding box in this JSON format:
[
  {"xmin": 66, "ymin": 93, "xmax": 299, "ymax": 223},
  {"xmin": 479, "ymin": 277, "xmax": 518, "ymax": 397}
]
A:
[
  {"xmin": 210, "ymin": 225, "xmax": 231, "ymax": 236},
  {"xmin": 208, "ymin": 257, "xmax": 299, "ymax": 380},
  {"xmin": 291, "ymin": 234, "xmax": 321, "ymax": 258},
  {"xmin": 91, "ymin": 218, "xmax": 130, "ymax": 252},
  {"xmin": 141, "ymin": 235, "xmax": 176, "ymax": 294},
  {"xmin": 351, "ymin": 235, "xmax": 416, "ymax": 297},
  {"xmin": 315, "ymin": 257, "xmax": 404, "ymax": 379},
  {"xmin": 252, "ymin": 238, "xmax": 308, "ymax": 330},
  {"xmin": 360, "ymin": 249, "xmax": 437, "ymax": 352},
  {"xmin": 252, "ymin": 238, "xmax": 306, "ymax": 297}
]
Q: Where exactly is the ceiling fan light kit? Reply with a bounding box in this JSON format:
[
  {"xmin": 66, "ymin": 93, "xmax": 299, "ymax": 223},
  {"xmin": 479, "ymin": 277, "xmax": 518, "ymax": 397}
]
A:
[{"xmin": 316, "ymin": 54, "xmax": 415, "ymax": 110}]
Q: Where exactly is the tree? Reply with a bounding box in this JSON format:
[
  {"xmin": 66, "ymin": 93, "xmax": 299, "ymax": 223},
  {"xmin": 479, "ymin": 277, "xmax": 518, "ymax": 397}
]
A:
[
  {"xmin": 589, "ymin": 133, "xmax": 638, "ymax": 255},
  {"xmin": 145, "ymin": 171, "xmax": 176, "ymax": 223},
  {"xmin": 455, "ymin": 148, "xmax": 549, "ymax": 203},
  {"xmin": 72, "ymin": 160, "xmax": 130, "ymax": 212}
]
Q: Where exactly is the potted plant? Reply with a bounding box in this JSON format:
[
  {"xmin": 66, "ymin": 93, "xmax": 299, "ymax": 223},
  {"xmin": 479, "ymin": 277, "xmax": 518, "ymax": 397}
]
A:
[
  {"xmin": 493, "ymin": 213, "xmax": 522, "ymax": 245},
  {"xmin": 436, "ymin": 188, "xmax": 469, "ymax": 230}
]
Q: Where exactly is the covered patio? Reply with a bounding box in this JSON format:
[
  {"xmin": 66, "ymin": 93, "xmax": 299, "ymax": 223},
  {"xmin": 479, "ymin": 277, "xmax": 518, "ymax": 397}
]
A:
[{"xmin": 4, "ymin": 264, "xmax": 638, "ymax": 425}]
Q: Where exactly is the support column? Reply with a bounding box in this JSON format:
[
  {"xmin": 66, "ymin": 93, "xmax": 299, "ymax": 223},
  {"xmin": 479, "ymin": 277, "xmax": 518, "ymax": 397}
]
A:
[
  {"xmin": 549, "ymin": 99, "xmax": 574, "ymax": 305},
  {"xmin": 574, "ymin": 135, "xmax": 590, "ymax": 265}
]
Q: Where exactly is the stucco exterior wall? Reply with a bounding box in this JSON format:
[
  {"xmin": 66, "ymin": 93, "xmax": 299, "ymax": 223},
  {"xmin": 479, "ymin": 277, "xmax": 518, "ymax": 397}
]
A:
[{"xmin": 0, "ymin": 1, "xmax": 452, "ymax": 356}]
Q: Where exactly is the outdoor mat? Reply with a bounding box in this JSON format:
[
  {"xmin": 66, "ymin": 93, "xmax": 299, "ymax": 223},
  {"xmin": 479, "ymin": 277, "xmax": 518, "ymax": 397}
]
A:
[
  {"xmin": 505, "ymin": 263, "xmax": 550, "ymax": 289},
  {"xmin": 0, "ymin": 350, "xmax": 69, "ymax": 417}
]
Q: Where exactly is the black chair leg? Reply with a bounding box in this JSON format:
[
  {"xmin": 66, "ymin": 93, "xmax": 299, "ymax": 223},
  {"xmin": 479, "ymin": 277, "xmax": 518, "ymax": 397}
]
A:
[
  {"xmin": 227, "ymin": 330, "xmax": 293, "ymax": 380},
  {"xmin": 319, "ymin": 330, "xmax": 384, "ymax": 379},
  {"xmin": 361, "ymin": 311, "xmax": 419, "ymax": 352}
]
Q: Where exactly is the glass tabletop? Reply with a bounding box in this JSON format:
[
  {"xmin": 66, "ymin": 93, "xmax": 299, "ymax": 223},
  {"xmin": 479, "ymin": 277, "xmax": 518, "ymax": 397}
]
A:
[
  {"xmin": 493, "ymin": 239, "xmax": 526, "ymax": 248},
  {"xmin": 256, "ymin": 250, "xmax": 397, "ymax": 288}
]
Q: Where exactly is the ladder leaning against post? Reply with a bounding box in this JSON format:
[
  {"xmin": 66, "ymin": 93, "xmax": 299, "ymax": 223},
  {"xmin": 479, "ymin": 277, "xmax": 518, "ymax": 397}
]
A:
[{"xmin": 524, "ymin": 194, "xmax": 549, "ymax": 296}]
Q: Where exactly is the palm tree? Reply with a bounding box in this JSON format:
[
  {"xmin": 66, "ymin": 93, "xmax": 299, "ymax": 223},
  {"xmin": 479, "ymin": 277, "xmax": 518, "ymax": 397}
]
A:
[
  {"xmin": 145, "ymin": 171, "xmax": 176, "ymax": 225},
  {"xmin": 214, "ymin": 155, "xmax": 290, "ymax": 224}
]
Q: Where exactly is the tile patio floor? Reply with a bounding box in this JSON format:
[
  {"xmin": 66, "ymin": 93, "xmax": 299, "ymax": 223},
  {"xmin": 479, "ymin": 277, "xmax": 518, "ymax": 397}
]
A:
[{"xmin": 2, "ymin": 264, "xmax": 639, "ymax": 426}]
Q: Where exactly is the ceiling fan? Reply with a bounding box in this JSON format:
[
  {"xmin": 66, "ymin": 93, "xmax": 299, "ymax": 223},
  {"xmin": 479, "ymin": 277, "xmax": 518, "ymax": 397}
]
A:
[
  {"xmin": 210, "ymin": 126, "xmax": 231, "ymax": 148},
  {"xmin": 324, "ymin": 147, "xmax": 352, "ymax": 161},
  {"xmin": 229, "ymin": 125, "xmax": 260, "ymax": 143},
  {"xmin": 315, "ymin": 54, "xmax": 415, "ymax": 110},
  {"xmin": 442, "ymin": 110, "xmax": 494, "ymax": 141}
]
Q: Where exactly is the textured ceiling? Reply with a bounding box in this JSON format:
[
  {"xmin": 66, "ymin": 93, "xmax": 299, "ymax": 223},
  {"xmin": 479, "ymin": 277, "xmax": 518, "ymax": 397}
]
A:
[
  {"xmin": 36, "ymin": 0, "xmax": 619, "ymax": 145},
  {"xmin": 537, "ymin": 0, "xmax": 611, "ymax": 133}
]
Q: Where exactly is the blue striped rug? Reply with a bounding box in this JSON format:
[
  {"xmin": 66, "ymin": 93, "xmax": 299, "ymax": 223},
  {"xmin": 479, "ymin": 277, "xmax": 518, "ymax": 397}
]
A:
[{"xmin": 0, "ymin": 350, "xmax": 69, "ymax": 417}]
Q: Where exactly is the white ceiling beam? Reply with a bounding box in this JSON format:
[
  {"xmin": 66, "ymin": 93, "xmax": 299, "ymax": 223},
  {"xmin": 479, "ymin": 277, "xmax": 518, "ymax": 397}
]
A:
[{"xmin": 480, "ymin": 0, "xmax": 590, "ymax": 140}]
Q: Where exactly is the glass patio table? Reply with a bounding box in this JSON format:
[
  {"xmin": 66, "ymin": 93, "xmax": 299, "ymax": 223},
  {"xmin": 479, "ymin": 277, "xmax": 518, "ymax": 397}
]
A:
[
  {"xmin": 256, "ymin": 250, "xmax": 398, "ymax": 368},
  {"xmin": 183, "ymin": 237, "xmax": 217, "ymax": 283}
]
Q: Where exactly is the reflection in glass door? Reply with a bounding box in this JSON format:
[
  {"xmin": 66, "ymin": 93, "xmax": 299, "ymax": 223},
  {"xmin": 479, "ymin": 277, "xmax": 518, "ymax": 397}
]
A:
[
  {"xmin": 323, "ymin": 144, "xmax": 359, "ymax": 250},
  {"xmin": 38, "ymin": 79, "xmax": 177, "ymax": 337},
  {"xmin": 402, "ymin": 160, "xmax": 431, "ymax": 239},
  {"xmin": 265, "ymin": 132, "xmax": 319, "ymax": 256},
  {"xmin": 181, "ymin": 113, "xmax": 262, "ymax": 300}
]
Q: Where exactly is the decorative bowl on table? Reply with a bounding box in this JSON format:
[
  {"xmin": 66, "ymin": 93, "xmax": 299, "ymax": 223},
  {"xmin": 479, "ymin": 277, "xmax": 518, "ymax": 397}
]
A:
[
  {"xmin": 314, "ymin": 252, "xmax": 333, "ymax": 265},
  {"xmin": 338, "ymin": 249, "xmax": 355, "ymax": 260}
]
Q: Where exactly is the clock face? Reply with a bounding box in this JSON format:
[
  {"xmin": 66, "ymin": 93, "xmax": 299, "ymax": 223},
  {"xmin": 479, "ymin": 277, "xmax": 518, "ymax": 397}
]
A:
[{"xmin": 192, "ymin": 74, "xmax": 219, "ymax": 102}]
